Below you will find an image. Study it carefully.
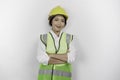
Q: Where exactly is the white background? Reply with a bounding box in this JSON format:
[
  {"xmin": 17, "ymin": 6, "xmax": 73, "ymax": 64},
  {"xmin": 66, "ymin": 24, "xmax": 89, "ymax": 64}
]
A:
[{"xmin": 0, "ymin": 0, "xmax": 120, "ymax": 80}]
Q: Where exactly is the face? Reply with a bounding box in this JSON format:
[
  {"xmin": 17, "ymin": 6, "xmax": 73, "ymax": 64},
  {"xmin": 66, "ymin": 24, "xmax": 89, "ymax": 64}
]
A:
[{"xmin": 51, "ymin": 15, "xmax": 65, "ymax": 33}]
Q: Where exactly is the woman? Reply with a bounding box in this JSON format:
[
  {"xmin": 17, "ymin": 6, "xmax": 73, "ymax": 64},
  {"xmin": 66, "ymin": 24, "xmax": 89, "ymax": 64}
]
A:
[{"xmin": 37, "ymin": 6, "xmax": 76, "ymax": 80}]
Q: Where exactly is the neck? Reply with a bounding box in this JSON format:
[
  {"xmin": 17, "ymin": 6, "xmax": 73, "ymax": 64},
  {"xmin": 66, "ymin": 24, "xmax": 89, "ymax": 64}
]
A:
[{"xmin": 52, "ymin": 30, "xmax": 60, "ymax": 37}]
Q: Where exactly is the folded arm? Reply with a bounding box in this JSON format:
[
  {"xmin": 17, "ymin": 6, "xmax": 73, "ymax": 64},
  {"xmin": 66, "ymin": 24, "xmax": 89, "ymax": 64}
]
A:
[{"xmin": 48, "ymin": 53, "xmax": 68, "ymax": 64}]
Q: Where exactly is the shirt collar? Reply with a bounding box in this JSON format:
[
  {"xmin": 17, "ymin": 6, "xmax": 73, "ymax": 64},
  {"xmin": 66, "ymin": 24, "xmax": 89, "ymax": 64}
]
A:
[{"xmin": 50, "ymin": 30, "xmax": 63, "ymax": 38}]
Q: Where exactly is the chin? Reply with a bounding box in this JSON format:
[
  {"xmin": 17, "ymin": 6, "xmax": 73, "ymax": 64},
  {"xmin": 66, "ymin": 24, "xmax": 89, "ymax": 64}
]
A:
[{"xmin": 55, "ymin": 29, "xmax": 60, "ymax": 32}]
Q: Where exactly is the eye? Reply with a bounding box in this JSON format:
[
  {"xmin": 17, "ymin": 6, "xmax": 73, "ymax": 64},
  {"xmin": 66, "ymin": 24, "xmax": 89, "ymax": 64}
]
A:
[
  {"xmin": 61, "ymin": 19, "xmax": 65, "ymax": 22},
  {"xmin": 54, "ymin": 18, "xmax": 58, "ymax": 21}
]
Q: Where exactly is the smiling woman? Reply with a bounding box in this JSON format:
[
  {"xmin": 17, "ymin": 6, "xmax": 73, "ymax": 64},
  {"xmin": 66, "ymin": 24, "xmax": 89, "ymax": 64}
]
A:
[
  {"xmin": 50, "ymin": 15, "xmax": 66, "ymax": 36},
  {"xmin": 37, "ymin": 5, "xmax": 77, "ymax": 80}
]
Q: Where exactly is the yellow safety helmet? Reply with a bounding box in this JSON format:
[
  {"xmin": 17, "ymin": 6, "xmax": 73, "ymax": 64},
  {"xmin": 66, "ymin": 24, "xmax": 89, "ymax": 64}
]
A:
[{"xmin": 48, "ymin": 6, "xmax": 68, "ymax": 20}]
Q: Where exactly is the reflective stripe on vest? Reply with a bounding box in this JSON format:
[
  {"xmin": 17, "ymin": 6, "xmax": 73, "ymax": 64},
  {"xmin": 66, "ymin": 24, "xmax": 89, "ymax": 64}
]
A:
[
  {"xmin": 66, "ymin": 33, "xmax": 73, "ymax": 49},
  {"xmin": 39, "ymin": 69, "xmax": 71, "ymax": 77},
  {"xmin": 40, "ymin": 34, "xmax": 47, "ymax": 47}
]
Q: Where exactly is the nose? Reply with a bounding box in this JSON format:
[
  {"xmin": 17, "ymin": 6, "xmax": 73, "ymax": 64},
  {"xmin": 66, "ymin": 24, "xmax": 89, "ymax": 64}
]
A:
[{"xmin": 57, "ymin": 21, "xmax": 62, "ymax": 25}]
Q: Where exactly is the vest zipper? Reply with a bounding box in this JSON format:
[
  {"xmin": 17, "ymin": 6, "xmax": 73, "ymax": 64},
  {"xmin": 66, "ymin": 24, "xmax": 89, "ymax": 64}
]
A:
[
  {"xmin": 49, "ymin": 32, "xmax": 63, "ymax": 80},
  {"xmin": 51, "ymin": 65, "xmax": 54, "ymax": 80}
]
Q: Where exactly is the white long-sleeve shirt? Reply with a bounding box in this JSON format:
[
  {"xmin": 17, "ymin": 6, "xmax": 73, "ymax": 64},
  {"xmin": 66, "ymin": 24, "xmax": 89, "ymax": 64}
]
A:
[{"xmin": 37, "ymin": 30, "xmax": 77, "ymax": 65}]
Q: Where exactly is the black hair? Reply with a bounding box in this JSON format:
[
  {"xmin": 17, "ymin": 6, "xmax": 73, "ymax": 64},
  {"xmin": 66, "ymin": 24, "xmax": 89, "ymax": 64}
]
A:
[{"xmin": 48, "ymin": 14, "xmax": 67, "ymax": 26}]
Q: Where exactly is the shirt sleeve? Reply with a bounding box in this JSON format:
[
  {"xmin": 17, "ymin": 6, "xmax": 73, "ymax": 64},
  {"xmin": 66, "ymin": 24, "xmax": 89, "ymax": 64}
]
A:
[
  {"xmin": 67, "ymin": 35, "xmax": 77, "ymax": 63},
  {"xmin": 36, "ymin": 36, "xmax": 50, "ymax": 65}
]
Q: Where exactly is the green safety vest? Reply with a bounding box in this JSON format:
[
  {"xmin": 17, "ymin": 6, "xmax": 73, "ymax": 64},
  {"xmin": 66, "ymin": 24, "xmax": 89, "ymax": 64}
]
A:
[{"xmin": 38, "ymin": 32, "xmax": 73, "ymax": 80}]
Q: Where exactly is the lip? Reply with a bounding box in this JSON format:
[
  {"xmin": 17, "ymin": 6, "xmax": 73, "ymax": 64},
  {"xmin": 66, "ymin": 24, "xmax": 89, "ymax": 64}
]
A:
[{"xmin": 56, "ymin": 26, "xmax": 61, "ymax": 28}]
